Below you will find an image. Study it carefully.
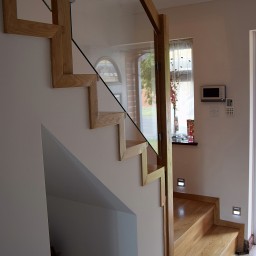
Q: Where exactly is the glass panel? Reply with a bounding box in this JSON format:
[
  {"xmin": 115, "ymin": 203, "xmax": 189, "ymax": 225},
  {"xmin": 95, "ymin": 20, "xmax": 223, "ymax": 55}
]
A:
[
  {"xmin": 138, "ymin": 52, "xmax": 158, "ymax": 152},
  {"xmin": 71, "ymin": 1, "xmax": 158, "ymax": 153}
]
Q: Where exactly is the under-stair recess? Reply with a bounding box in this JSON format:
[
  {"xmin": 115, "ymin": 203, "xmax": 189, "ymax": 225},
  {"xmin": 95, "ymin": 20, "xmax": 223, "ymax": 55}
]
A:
[
  {"xmin": 173, "ymin": 192, "xmax": 245, "ymax": 255},
  {"xmin": 2, "ymin": 0, "xmax": 245, "ymax": 255}
]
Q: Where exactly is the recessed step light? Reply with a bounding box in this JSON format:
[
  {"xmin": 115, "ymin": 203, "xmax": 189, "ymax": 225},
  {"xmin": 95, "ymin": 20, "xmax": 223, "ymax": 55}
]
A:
[
  {"xmin": 177, "ymin": 178, "xmax": 185, "ymax": 187},
  {"xmin": 232, "ymin": 207, "xmax": 241, "ymax": 216}
]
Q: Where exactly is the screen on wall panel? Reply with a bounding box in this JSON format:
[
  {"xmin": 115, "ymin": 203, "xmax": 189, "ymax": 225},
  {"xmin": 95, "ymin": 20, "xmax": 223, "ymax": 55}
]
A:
[{"xmin": 203, "ymin": 88, "xmax": 219, "ymax": 97}]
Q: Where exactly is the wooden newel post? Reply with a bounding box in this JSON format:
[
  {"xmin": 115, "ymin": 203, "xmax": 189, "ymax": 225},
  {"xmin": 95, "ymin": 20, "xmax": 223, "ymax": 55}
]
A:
[{"xmin": 156, "ymin": 14, "xmax": 174, "ymax": 256}]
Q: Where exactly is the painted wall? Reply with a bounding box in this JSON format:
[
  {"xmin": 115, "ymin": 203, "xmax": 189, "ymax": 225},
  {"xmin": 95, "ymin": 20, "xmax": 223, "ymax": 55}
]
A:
[
  {"xmin": 47, "ymin": 196, "xmax": 138, "ymax": 256},
  {"xmin": 0, "ymin": 1, "xmax": 163, "ymax": 255},
  {"xmin": 159, "ymin": 0, "xmax": 256, "ymax": 238},
  {"xmin": 42, "ymin": 127, "xmax": 138, "ymax": 256},
  {"xmin": 0, "ymin": 2, "xmax": 51, "ymax": 255}
]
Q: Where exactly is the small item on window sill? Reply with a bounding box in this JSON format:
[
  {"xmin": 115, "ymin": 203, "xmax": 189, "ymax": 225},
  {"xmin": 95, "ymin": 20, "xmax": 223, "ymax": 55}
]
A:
[
  {"xmin": 188, "ymin": 135, "xmax": 194, "ymax": 143},
  {"xmin": 187, "ymin": 119, "xmax": 195, "ymax": 143},
  {"xmin": 172, "ymin": 133, "xmax": 188, "ymax": 143},
  {"xmin": 171, "ymin": 133, "xmax": 198, "ymax": 145}
]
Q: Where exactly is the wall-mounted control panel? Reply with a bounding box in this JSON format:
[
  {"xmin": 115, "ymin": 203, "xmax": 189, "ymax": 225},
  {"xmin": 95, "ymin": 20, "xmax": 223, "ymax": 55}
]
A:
[
  {"xmin": 226, "ymin": 98, "xmax": 234, "ymax": 116},
  {"xmin": 201, "ymin": 85, "xmax": 226, "ymax": 102}
]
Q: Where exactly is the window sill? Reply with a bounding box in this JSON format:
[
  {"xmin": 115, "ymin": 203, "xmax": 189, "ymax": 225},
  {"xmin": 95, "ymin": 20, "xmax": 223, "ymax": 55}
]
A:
[{"xmin": 172, "ymin": 141, "xmax": 198, "ymax": 146}]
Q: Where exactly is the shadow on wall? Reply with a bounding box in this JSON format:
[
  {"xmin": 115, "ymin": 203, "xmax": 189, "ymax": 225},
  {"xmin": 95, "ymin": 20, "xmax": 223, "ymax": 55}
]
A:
[{"xmin": 41, "ymin": 125, "xmax": 138, "ymax": 256}]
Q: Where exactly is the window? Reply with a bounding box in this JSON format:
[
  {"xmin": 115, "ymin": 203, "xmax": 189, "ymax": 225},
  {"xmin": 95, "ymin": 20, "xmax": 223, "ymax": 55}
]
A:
[
  {"xmin": 136, "ymin": 39, "xmax": 194, "ymax": 149},
  {"xmin": 170, "ymin": 39, "xmax": 194, "ymax": 143},
  {"xmin": 95, "ymin": 57, "xmax": 121, "ymax": 84},
  {"xmin": 95, "ymin": 57, "xmax": 123, "ymax": 105}
]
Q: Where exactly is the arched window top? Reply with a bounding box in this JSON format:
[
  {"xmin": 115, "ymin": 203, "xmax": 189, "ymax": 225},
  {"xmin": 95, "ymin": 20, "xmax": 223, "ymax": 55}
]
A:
[{"xmin": 95, "ymin": 57, "xmax": 121, "ymax": 84}]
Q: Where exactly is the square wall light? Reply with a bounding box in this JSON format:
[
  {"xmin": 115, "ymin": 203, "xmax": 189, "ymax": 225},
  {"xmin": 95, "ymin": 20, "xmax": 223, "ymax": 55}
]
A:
[
  {"xmin": 177, "ymin": 178, "xmax": 185, "ymax": 187},
  {"xmin": 232, "ymin": 207, "xmax": 241, "ymax": 216}
]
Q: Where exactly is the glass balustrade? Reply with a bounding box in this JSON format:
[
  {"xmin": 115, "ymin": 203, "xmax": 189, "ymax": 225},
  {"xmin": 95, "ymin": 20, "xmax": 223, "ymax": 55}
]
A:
[{"xmin": 70, "ymin": 0, "xmax": 159, "ymax": 153}]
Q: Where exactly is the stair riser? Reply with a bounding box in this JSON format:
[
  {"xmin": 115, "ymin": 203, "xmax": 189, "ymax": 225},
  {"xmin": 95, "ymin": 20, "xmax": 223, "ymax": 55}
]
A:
[
  {"xmin": 174, "ymin": 208, "xmax": 214, "ymax": 255},
  {"xmin": 221, "ymin": 237, "xmax": 237, "ymax": 256}
]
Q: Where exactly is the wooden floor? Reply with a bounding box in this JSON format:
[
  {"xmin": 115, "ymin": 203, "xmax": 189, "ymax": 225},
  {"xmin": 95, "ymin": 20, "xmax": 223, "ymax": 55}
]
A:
[{"xmin": 173, "ymin": 197, "xmax": 239, "ymax": 256}]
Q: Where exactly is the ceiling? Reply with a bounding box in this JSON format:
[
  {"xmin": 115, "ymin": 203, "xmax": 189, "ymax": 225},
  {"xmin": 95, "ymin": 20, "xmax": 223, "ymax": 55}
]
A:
[
  {"xmin": 85, "ymin": 0, "xmax": 215, "ymax": 15},
  {"xmin": 72, "ymin": 0, "xmax": 214, "ymax": 11},
  {"xmin": 152, "ymin": 0, "xmax": 213, "ymax": 9}
]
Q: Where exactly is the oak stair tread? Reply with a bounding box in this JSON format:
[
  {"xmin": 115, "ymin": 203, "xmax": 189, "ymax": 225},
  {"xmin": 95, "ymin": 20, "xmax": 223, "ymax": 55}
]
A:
[
  {"xmin": 173, "ymin": 197, "xmax": 239, "ymax": 256},
  {"xmin": 187, "ymin": 225, "xmax": 239, "ymax": 256},
  {"xmin": 126, "ymin": 140, "xmax": 148, "ymax": 148},
  {"xmin": 148, "ymin": 164, "xmax": 165, "ymax": 174},
  {"xmin": 121, "ymin": 140, "xmax": 148, "ymax": 160},
  {"xmin": 94, "ymin": 112, "xmax": 125, "ymax": 128},
  {"xmin": 174, "ymin": 197, "xmax": 215, "ymax": 242}
]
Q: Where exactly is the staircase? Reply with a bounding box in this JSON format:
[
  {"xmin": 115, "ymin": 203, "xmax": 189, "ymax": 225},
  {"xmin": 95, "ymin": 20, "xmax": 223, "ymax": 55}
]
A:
[
  {"xmin": 173, "ymin": 192, "xmax": 244, "ymax": 255},
  {"xmin": 2, "ymin": 0, "xmax": 167, "ymax": 205},
  {"xmin": 2, "ymin": 0, "xmax": 245, "ymax": 255}
]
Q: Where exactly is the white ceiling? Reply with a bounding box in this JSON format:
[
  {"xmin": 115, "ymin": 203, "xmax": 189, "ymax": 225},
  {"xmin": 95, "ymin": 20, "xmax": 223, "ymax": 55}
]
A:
[
  {"xmin": 72, "ymin": 0, "xmax": 214, "ymax": 11},
  {"xmin": 82, "ymin": 0, "xmax": 215, "ymax": 14},
  {"xmin": 153, "ymin": 0, "xmax": 213, "ymax": 9}
]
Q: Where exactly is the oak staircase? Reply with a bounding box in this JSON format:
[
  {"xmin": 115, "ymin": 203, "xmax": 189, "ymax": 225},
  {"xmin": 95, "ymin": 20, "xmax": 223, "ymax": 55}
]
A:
[
  {"xmin": 174, "ymin": 193, "xmax": 244, "ymax": 255},
  {"xmin": 2, "ymin": 0, "xmax": 245, "ymax": 255}
]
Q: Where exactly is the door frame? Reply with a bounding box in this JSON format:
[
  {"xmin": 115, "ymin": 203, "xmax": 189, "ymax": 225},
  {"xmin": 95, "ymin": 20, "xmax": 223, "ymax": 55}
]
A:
[{"xmin": 249, "ymin": 29, "xmax": 256, "ymax": 243}]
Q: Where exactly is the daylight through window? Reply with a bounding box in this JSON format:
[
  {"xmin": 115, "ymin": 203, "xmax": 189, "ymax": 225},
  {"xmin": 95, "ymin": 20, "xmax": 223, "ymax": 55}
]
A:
[{"xmin": 170, "ymin": 39, "xmax": 194, "ymax": 143}]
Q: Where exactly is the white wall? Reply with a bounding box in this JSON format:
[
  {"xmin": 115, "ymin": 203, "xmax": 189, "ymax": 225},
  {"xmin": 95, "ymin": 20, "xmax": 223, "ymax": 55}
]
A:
[
  {"xmin": 0, "ymin": 0, "xmax": 163, "ymax": 255},
  {"xmin": 0, "ymin": 2, "xmax": 51, "ymax": 255},
  {"xmin": 42, "ymin": 126, "xmax": 138, "ymax": 256},
  {"xmin": 159, "ymin": 0, "xmax": 256, "ymax": 238},
  {"xmin": 47, "ymin": 196, "xmax": 138, "ymax": 256}
]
